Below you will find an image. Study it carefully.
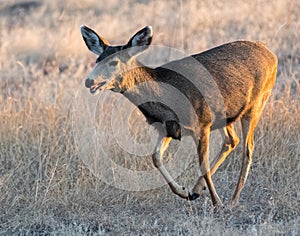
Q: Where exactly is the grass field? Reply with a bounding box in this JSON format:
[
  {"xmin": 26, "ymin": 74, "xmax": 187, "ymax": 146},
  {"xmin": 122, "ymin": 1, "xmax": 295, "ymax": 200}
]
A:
[{"xmin": 0, "ymin": 0, "xmax": 299, "ymax": 235}]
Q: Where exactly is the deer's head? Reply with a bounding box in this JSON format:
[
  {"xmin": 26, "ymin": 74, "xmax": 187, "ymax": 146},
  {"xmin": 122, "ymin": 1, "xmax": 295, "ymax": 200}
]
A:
[{"xmin": 80, "ymin": 25, "xmax": 153, "ymax": 94}]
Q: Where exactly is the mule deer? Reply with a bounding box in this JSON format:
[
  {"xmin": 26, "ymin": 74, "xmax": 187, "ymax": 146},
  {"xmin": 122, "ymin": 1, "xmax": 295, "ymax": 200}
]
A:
[{"xmin": 80, "ymin": 25, "xmax": 277, "ymax": 207}]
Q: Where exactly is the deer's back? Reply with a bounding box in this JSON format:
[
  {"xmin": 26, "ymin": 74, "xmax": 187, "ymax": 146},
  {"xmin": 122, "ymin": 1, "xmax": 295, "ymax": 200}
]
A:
[{"xmin": 154, "ymin": 41, "xmax": 277, "ymax": 129}]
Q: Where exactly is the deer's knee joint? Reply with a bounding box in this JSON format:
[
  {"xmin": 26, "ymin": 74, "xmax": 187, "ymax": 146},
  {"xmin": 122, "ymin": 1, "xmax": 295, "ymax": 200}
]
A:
[
  {"xmin": 230, "ymin": 136, "xmax": 240, "ymax": 149},
  {"xmin": 225, "ymin": 133, "xmax": 239, "ymax": 149},
  {"xmin": 152, "ymin": 153, "xmax": 162, "ymax": 168},
  {"xmin": 246, "ymin": 147, "xmax": 253, "ymax": 159}
]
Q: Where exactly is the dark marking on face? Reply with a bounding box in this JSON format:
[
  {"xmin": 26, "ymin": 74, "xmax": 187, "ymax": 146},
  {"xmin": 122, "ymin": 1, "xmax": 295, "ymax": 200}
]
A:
[{"xmin": 96, "ymin": 46, "xmax": 123, "ymax": 63}]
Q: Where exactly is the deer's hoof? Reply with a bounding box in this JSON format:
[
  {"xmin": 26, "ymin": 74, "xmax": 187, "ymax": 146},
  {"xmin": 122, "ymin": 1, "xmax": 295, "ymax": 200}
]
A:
[{"xmin": 187, "ymin": 192, "xmax": 200, "ymax": 201}]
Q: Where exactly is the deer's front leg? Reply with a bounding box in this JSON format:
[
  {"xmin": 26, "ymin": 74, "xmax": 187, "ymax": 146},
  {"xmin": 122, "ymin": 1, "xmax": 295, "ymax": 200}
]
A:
[
  {"xmin": 197, "ymin": 128, "xmax": 223, "ymax": 206},
  {"xmin": 191, "ymin": 124, "xmax": 240, "ymax": 199},
  {"xmin": 152, "ymin": 136, "xmax": 192, "ymax": 199}
]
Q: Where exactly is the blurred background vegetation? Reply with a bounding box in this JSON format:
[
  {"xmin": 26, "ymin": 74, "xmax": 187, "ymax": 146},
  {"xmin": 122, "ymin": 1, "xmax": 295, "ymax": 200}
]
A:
[{"xmin": 0, "ymin": 0, "xmax": 299, "ymax": 235}]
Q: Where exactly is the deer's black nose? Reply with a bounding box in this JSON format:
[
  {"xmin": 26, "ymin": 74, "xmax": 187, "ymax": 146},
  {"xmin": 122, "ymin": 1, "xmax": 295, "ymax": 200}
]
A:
[{"xmin": 85, "ymin": 79, "xmax": 94, "ymax": 88}]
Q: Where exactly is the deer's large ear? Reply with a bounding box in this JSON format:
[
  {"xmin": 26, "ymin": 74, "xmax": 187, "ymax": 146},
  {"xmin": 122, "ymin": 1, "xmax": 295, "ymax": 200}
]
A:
[
  {"xmin": 125, "ymin": 25, "xmax": 153, "ymax": 56},
  {"xmin": 80, "ymin": 25, "xmax": 110, "ymax": 55}
]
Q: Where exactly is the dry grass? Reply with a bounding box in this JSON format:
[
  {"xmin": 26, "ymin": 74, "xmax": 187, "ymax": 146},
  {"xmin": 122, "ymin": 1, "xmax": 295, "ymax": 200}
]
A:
[{"xmin": 0, "ymin": 0, "xmax": 299, "ymax": 235}]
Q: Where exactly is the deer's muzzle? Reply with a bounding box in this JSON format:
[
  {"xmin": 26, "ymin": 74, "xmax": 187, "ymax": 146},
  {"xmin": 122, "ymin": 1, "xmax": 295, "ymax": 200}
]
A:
[{"xmin": 89, "ymin": 81, "xmax": 107, "ymax": 94}]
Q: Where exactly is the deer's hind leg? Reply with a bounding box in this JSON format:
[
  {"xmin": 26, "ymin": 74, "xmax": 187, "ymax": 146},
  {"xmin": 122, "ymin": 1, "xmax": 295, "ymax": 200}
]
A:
[{"xmin": 231, "ymin": 91, "xmax": 271, "ymax": 207}]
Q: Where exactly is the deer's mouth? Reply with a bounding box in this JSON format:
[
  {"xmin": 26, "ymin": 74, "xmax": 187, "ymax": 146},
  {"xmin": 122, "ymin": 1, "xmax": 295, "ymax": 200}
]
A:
[{"xmin": 90, "ymin": 81, "xmax": 106, "ymax": 94}]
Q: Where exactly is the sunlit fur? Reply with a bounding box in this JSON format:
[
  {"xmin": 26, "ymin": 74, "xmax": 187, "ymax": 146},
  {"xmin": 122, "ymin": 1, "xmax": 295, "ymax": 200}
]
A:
[{"xmin": 81, "ymin": 25, "xmax": 278, "ymax": 207}]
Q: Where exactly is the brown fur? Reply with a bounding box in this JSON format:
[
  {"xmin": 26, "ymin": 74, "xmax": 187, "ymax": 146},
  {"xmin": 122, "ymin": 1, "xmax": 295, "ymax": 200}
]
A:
[{"xmin": 81, "ymin": 25, "xmax": 277, "ymax": 207}]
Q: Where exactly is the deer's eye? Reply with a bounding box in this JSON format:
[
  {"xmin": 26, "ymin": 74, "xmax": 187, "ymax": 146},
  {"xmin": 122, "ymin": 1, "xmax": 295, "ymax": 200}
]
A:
[{"xmin": 109, "ymin": 60, "xmax": 119, "ymax": 66}]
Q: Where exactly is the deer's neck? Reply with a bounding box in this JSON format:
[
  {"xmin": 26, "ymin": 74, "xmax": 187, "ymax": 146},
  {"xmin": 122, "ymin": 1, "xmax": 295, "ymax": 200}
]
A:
[
  {"xmin": 120, "ymin": 60, "xmax": 157, "ymax": 92},
  {"xmin": 116, "ymin": 60, "xmax": 162, "ymax": 109}
]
